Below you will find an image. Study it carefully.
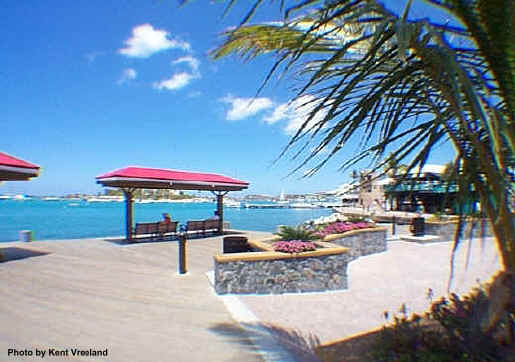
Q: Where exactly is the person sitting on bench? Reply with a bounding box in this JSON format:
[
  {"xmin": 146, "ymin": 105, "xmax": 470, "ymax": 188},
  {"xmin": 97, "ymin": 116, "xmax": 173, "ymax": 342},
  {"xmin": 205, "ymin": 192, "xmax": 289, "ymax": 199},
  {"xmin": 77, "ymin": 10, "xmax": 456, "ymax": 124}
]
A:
[
  {"xmin": 208, "ymin": 211, "xmax": 220, "ymax": 220},
  {"xmin": 162, "ymin": 213, "xmax": 172, "ymax": 223}
]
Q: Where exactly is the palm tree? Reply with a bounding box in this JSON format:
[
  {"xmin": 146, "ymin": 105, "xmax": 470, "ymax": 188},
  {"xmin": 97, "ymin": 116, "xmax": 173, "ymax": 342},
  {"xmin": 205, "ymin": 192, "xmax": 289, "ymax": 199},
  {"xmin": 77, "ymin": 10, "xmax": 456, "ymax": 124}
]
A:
[{"xmin": 208, "ymin": 0, "xmax": 514, "ymax": 332}]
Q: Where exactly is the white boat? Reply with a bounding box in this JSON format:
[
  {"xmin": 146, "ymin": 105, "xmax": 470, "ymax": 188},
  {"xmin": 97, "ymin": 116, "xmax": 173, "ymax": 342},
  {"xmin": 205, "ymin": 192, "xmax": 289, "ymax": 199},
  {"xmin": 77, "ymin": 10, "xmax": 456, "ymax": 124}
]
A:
[
  {"xmin": 289, "ymin": 202, "xmax": 319, "ymax": 209},
  {"xmin": 318, "ymin": 201, "xmax": 345, "ymax": 208},
  {"xmin": 86, "ymin": 196, "xmax": 124, "ymax": 202},
  {"xmin": 244, "ymin": 203, "xmax": 289, "ymax": 209},
  {"xmin": 43, "ymin": 197, "xmax": 62, "ymax": 201},
  {"xmin": 271, "ymin": 190, "xmax": 289, "ymax": 207},
  {"xmin": 223, "ymin": 199, "xmax": 241, "ymax": 208},
  {"xmin": 13, "ymin": 194, "xmax": 26, "ymax": 200},
  {"xmin": 86, "ymin": 198, "xmax": 104, "ymax": 202},
  {"xmin": 0, "ymin": 195, "xmax": 10, "ymax": 200}
]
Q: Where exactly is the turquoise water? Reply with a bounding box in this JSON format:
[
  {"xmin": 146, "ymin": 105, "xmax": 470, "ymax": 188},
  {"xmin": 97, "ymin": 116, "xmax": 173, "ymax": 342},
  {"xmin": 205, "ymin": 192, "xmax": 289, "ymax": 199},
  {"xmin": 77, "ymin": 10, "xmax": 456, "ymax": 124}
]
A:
[{"xmin": 0, "ymin": 199, "xmax": 331, "ymax": 242}]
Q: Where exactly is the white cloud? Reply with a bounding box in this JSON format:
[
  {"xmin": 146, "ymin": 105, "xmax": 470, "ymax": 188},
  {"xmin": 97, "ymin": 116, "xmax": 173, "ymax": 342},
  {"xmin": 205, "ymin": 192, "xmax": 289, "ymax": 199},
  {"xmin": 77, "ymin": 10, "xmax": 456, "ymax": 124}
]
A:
[
  {"xmin": 153, "ymin": 55, "xmax": 201, "ymax": 91},
  {"xmin": 220, "ymin": 95, "xmax": 274, "ymax": 121},
  {"xmin": 153, "ymin": 72, "xmax": 197, "ymax": 91},
  {"xmin": 173, "ymin": 56, "xmax": 200, "ymax": 73},
  {"xmin": 117, "ymin": 68, "xmax": 137, "ymax": 84},
  {"xmin": 119, "ymin": 24, "xmax": 190, "ymax": 58},
  {"xmin": 263, "ymin": 102, "xmax": 289, "ymax": 125},
  {"xmin": 263, "ymin": 95, "xmax": 327, "ymax": 136}
]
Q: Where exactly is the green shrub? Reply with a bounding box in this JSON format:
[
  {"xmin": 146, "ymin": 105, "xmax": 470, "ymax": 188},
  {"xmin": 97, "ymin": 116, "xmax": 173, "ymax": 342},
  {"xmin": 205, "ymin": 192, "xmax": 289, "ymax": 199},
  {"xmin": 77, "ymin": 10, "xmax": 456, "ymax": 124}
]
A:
[
  {"xmin": 346, "ymin": 215, "xmax": 368, "ymax": 223},
  {"xmin": 276, "ymin": 226, "xmax": 318, "ymax": 241},
  {"xmin": 370, "ymin": 287, "xmax": 513, "ymax": 361}
]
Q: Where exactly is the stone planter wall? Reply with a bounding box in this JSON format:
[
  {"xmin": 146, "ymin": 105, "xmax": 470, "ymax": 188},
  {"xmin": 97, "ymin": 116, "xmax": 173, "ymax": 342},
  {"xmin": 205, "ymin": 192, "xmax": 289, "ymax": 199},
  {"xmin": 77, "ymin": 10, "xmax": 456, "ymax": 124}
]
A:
[
  {"xmin": 213, "ymin": 227, "xmax": 387, "ymax": 295},
  {"xmin": 425, "ymin": 219, "xmax": 493, "ymax": 242},
  {"xmin": 322, "ymin": 228, "xmax": 388, "ymax": 261},
  {"xmin": 214, "ymin": 249, "xmax": 350, "ymax": 295}
]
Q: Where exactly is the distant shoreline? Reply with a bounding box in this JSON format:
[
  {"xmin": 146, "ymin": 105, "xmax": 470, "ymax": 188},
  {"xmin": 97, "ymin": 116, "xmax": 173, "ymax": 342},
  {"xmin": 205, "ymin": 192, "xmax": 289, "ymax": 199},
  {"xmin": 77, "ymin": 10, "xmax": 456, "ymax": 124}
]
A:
[{"xmin": 0, "ymin": 200, "xmax": 332, "ymax": 243}]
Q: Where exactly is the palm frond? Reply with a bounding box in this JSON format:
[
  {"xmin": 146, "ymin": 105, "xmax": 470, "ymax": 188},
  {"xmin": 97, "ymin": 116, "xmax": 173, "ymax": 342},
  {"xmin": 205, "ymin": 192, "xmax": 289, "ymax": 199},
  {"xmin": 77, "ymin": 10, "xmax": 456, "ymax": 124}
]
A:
[{"xmin": 212, "ymin": 0, "xmax": 515, "ymax": 269}]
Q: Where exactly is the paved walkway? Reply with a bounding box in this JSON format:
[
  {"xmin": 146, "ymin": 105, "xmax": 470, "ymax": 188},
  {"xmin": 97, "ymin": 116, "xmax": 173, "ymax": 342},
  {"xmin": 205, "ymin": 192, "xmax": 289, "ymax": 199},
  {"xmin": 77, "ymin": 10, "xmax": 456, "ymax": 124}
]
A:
[
  {"xmin": 0, "ymin": 231, "xmax": 270, "ymax": 362},
  {"xmin": 237, "ymin": 237, "xmax": 501, "ymax": 343},
  {"xmin": 1, "ymin": 231, "xmax": 502, "ymax": 361}
]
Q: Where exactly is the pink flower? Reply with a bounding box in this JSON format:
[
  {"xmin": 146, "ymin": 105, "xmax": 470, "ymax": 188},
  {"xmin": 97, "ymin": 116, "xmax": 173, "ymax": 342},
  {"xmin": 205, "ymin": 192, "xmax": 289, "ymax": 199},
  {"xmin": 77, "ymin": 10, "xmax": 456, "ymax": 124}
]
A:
[
  {"xmin": 273, "ymin": 240, "xmax": 316, "ymax": 253},
  {"xmin": 317, "ymin": 221, "xmax": 373, "ymax": 237}
]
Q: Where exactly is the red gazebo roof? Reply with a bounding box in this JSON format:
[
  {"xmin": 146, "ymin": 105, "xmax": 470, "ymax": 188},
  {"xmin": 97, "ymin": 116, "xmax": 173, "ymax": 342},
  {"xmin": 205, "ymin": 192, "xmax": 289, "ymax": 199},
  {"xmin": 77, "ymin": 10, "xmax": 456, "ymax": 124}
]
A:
[
  {"xmin": 0, "ymin": 152, "xmax": 40, "ymax": 181},
  {"xmin": 96, "ymin": 166, "xmax": 249, "ymax": 191}
]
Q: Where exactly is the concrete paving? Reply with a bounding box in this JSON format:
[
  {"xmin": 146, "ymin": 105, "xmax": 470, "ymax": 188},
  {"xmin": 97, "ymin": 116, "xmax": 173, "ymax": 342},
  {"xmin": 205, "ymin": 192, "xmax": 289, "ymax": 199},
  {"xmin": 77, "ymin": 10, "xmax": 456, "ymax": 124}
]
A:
[
  {"xmin": 237, "ymin": 237, "xmax": 501, "ymax": 343},
  {"xmin": 1, "ymin": 230, "xmax": 503, "ymax": 361},
  {"xmin": 0, "ymin": 231, "xmax": 270, "ymax": 362}
]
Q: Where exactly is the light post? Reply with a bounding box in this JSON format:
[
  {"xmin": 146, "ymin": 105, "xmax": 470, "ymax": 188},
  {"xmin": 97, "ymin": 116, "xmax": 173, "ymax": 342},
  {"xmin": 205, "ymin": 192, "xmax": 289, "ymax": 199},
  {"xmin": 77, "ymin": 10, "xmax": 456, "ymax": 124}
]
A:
[{"xmin": 178, "ymin": 231, "xmax": 187, "ymax": 275}]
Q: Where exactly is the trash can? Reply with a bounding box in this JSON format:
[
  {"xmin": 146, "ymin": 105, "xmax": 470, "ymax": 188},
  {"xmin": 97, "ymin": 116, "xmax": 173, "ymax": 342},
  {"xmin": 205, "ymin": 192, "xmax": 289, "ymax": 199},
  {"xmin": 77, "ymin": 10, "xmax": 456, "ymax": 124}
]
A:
[
  {"xmin": 411, "ymin": 218, "xmax": 425, "ymax": 237},
  {"xmin": 20, "ymin": 230, "xmax": 33, "ymax": 242},
  {"xmin": 223, "ymin": 236, "xmax": 249, "ymax": 253}
]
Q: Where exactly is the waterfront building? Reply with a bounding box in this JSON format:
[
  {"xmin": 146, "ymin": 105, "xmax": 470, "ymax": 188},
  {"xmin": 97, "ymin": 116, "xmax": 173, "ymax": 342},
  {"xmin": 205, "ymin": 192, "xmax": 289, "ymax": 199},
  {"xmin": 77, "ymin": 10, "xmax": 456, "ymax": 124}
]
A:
[{"xmin": 384, "ymin": 164, "xmax": 471, "ymax": 213}]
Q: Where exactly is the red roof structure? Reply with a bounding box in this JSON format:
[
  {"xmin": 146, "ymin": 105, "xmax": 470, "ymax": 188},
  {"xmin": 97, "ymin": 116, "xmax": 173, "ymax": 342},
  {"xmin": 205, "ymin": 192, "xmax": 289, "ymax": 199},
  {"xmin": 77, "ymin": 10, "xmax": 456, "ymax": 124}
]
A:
[
  {"xmin": 96, "ymin": 166, "xmax": 249, "ymax": 241},
  {"xmin": 0, "ymin": 152, "xmax": 40, "ymax": 181},
  {"xmin": 96, "ymin": 166, "xmax": 248, "ymax": 191}
]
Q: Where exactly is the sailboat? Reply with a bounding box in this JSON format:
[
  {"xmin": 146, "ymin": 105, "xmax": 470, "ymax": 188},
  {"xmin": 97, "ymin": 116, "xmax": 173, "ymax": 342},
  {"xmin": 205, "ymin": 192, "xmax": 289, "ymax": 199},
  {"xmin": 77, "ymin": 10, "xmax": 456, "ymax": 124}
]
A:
[{"xmin": 277, "ymin": 190, "xmax": 289, "ymax": 206}]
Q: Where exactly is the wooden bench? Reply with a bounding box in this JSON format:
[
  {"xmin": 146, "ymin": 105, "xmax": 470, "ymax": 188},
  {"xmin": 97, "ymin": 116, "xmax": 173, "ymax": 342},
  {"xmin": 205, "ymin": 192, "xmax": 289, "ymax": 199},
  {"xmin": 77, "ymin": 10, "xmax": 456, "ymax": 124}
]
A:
[
  {"xmin": 133, "ymin": 222, "xmax": 160, "ymax": 241},
  {"xmin": 185, "ymin": 219, "xmax": 219, "ymax": 236},
  {"xmin": 158, "ymin": 221, "xmax": 179, "ymax": 239},
  {"xmin": 133, "ymin": 221, "xmax": 178, "ymax": 241},
  {"xmin": 203, "ymin": 219, "xmax": 219, "ymax": 234}
]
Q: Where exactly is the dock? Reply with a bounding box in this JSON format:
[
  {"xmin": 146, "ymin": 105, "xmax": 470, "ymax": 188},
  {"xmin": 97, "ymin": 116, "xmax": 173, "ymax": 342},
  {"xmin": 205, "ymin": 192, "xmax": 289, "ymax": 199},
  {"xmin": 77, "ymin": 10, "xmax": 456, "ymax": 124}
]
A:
[{"xmin": 243, "ymin": 203, "xmax": 290, "ymax": 209}]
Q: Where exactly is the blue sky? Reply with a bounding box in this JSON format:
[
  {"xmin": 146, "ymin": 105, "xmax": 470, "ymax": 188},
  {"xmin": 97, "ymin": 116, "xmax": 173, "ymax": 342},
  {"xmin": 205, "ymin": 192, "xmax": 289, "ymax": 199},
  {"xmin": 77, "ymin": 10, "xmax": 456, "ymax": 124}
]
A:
[{"xmin": 2, "ymin": 0, "xmax": 456, "ymax": 196}]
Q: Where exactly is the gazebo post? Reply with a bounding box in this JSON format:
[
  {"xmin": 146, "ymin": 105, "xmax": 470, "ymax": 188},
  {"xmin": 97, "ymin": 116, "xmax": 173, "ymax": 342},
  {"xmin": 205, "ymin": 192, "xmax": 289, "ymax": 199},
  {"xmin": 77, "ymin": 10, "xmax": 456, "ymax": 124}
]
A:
[
  {"xmin": 123, "ymin": 188, "xmax": 135, "ymax": 241},
  {"xmin": 213, "ymin": 191, "xmax": 228, "ymax": 235}
]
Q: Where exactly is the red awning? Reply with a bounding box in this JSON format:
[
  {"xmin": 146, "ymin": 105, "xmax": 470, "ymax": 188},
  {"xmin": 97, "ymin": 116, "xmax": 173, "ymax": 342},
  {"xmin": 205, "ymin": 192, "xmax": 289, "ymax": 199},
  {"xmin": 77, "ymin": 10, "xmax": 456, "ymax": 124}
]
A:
[
  {"xmin": 0, "ymin": 152, "xmax": 40, "ymax": 181},
  {"xmin": 96, "ymin": 166, "xmax": 249, "ymax": 191}
]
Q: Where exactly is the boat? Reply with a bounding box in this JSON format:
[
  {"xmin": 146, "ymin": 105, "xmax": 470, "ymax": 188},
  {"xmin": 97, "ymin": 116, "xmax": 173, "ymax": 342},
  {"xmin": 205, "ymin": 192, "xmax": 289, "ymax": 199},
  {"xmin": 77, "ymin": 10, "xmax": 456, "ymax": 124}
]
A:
[
  {"xmin": 135, "ymin": 199, "xmax": 156, "ymax": 204},
  {"xmin": 0, "ymin": 195, "xmax": 10, "ymax": 200},
  {"xmin": 86, "ymin": 196, "xmax": 124, "ymax": 202},
  {"xmin": 277, "ymin": 190, "xmax": 289, "ymax": 204},
  {"xmin": 289, "ymin": 202, "xmax": 319, "ymax": 209},
  {"xmin": 223, "ymin": 199, "xmax": 241, "ymax": 208},
  {"xmin": 244, "ymin": 203, "xmax": 289, "ymax": 209}
]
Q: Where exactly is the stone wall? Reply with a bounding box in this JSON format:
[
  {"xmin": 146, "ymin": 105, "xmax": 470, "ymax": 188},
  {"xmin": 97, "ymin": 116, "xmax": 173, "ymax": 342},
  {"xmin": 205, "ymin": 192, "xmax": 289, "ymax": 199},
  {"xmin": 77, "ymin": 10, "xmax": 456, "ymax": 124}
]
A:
[
  {"xmin": 425, "ymin": 219, "xmax": 493, "ymax": 242},
  {"xmin": 214, "ymin": 227, "xmax": 387, "ymax": 295},
  {"xmin": 214, "ymin": 249, "xmax": 350, "ymax": 295},
  {"xmin": 323, "ymin": 228, "xmax": 387, "ymax": 261}
]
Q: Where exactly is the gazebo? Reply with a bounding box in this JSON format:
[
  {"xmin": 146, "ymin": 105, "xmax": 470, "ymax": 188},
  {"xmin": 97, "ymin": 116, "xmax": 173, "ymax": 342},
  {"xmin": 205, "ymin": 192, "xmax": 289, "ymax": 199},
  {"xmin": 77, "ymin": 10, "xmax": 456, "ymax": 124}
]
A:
[
  {"xmin": 0, "ymin": 152, "xmax": 40, "ymax": 182},
  {"xmin": 96, "ymin": 166, "xmax": 249, "ymax": 241},
  {"xmin": 0, "ymin": 152, "xmax": 39, "ymax": 255}
]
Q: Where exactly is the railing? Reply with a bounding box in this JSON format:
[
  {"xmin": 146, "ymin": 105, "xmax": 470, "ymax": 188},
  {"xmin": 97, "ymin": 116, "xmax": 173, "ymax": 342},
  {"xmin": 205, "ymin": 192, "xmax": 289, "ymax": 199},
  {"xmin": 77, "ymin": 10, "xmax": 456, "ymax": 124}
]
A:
[{"xmin": 385, "ymin": 181, "xmax": 458, "ymax": 193}]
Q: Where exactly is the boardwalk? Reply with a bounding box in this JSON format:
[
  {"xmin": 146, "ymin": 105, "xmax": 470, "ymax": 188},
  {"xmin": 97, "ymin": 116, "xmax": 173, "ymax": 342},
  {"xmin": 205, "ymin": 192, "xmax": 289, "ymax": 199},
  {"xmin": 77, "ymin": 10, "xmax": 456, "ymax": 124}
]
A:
[
  {"xmin": 0, "ymin": 231, "xmax": 270, "ymax": 362},
  {"xmin": 1, "ymin": 231, "xmax": 502, "ymax": 361}
]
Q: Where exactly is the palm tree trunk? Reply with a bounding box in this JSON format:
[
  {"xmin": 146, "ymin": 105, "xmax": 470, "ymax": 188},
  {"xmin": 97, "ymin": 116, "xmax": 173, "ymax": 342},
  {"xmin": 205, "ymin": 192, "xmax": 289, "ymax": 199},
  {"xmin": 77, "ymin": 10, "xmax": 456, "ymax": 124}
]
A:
[{"xmin": 476, "ymin": 178, "xmax": 515, "ymax": 339}]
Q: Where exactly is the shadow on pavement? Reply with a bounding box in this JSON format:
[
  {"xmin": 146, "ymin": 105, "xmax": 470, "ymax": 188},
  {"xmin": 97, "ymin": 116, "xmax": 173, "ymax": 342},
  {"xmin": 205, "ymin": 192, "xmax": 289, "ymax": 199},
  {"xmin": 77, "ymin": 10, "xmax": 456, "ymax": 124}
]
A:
[
  {"xmin": 0, "ymin": 247, "xmax": 50, "ymax": 263},
  {"xmin": 209, "ymin": 322, "xmax": 321, "ymax": 362},
  {"xmin": 104, "ymin": 230, "xmax": 247, "ymax": 246}
]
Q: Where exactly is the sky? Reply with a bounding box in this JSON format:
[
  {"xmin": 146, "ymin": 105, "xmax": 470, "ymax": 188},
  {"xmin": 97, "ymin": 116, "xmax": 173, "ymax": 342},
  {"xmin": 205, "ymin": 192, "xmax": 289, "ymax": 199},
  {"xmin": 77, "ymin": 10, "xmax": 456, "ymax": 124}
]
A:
[{"xmin": 2, "ymin": 0, "xmax": 456, "ymax": 197}]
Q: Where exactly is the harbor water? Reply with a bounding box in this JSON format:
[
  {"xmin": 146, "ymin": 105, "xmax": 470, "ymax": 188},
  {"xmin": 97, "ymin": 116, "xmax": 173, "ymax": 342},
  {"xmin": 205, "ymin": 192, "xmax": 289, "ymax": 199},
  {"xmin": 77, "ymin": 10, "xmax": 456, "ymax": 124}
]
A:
[{"xmin": 0, "ymin": 199, "xmax": 332, "ymax": 242}]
